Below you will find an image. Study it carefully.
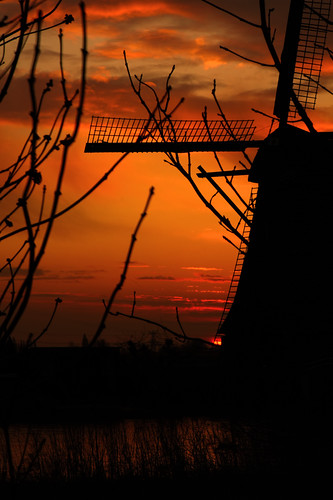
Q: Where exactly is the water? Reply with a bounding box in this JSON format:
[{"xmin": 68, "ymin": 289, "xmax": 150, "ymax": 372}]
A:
[{"xmin": 1, "ymin": 418, "xmax": 279, "ymax": 482}]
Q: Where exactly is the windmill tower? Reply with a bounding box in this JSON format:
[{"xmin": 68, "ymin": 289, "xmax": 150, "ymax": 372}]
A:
[{"xmin": 85, "ymin": 1, "xmax": 332, "ymax": 385}]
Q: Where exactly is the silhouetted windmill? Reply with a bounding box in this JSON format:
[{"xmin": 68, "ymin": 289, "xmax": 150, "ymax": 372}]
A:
[
  {"xmin": 213, "ymin": 0, "xmax": 333, "ymax": 407},
  {"xmin": 213, "ymin": 0, "xmax": 333, "ymax": 346},
  {"xmin": 85, "ymin": 1, "xmax": 332, "ymax": 371}
]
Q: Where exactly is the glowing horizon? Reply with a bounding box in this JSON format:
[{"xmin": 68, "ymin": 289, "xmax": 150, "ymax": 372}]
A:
[{"xmin": 2, "ymin": 0, "xmax": 333, "ymax": 346}]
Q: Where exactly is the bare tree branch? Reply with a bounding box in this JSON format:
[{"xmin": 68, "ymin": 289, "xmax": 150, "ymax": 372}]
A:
[
  {"xmin": 201, "ymin": 0, "xmax": 261, "ymax": 28},
  {"xmin": 258, "ymin": 0, "xmax": 316, "ymax": 132},
  {"xmin": 0, "ymin": 151, "xmax": 131, "ymax": 244},
  {"xmin": 111, "ymin": 309, "xmax": 216, "ymax": 347},
  {"xmin": 219, "ymin": 44, "xmax": 275, "ymax": 67},
  {"xmin": 205, "ymin": 0, "xmax": 316, "ymax": 132},
  {"xmin": 0, "ymin": 0, "xmax": 29, "ymax": 103},
  {"xmin": 27, "ymin": 297, "xmax": 62, "ymax": 347},
  {"xmin": 89, "ymin": 186, "xmax": 155, "ymax": 347},
  {"xmin": 0, "ymin": 2, "xmax": 88, "ymax": 344}
]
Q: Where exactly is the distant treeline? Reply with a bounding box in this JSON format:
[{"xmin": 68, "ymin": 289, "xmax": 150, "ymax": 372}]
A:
[{"xmin": 0, "ymin": 338, "xmax": 226, "ymax": 424}]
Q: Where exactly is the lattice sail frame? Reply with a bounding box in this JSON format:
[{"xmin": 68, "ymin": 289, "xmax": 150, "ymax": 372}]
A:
[
  {"xmin": 86, "ymin": 117, "xmax": 255, "ymax": 144},
  {"xmin": 290, "ymin": 0, "xmax": 331, "ymax": 116}
]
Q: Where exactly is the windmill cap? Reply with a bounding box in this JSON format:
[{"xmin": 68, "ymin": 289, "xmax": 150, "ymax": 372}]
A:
[{"xmin": 249, "ymin": 125, "xmax": 332, "ymax": 183}]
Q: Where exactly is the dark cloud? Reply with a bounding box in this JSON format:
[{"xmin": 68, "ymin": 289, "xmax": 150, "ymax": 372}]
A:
[
  {"xmin": 48, "ymin": 272, "xmax": 97, "ymax": 281},
  {"xmin": 199, "ymin": 273, "xmax": 229, "ymax": 282},
  {"xmin": 0, "ymin": 267, "xmax": 47, "ymax": 279},
  {"xmin": 127, "ymin": 261, "xmax": 150, "ymax": 268},
  {"xmin": 0, "ymin": 268, "xmax": 104, "ymax": 281},
  {"xmin": 138, "ymin": 275, "xmax": 176, "ymax": 280},
  {"xmin": 29, "ymin": 291, "xmax": 102, "ymax": 305}
]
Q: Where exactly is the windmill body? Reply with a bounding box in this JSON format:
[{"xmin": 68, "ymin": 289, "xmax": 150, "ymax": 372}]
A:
[
  {"xmin": 211, "ymin": 0, "xmax": 333, "ymax": 416},
  {"xmin": 221, "ymin": 126, "xmax": 333, "ymax": 381}
]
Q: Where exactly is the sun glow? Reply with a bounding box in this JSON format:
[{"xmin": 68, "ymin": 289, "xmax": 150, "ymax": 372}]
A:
[{"xmin": 213, "ymin": 337, "xmax": 222, "ymax": 346}]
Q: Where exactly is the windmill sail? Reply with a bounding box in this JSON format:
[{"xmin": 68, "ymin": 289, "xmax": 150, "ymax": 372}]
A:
[
  {"xmin": 290, "ymin": 0, "xmax": 331, "ymax": 115},
  {"xmin": 273, "ymin": 0, "xmax": 305, "ymax": 124},
  {"xmin": 274, "ymin": 0, "xmax": 331, "ymax": 123},
  {"xmin": 84, "ymin": 116, "xmax": 259, "ymax": 153}
]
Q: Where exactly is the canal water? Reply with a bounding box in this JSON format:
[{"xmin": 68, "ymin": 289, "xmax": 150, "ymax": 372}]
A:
[{"xmin": 0, "ymin": 418, "xmax": 287, "ymax": 481}]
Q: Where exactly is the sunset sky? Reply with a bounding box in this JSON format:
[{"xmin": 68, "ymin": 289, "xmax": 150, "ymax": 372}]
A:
[{"xmin": 1, "ymin": 0, "xmax": 333, "ymax": 346}]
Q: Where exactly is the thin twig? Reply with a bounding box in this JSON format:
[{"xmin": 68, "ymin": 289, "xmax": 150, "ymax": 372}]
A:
[
  {"xmin": 0, "ymin": 152, "xmax": 131, "ymax": 244},
  {"xmin": 89, "ymin": 187, "xmax": 155, "ymax": 347},
  {"xmin": 111, "ymin": 310, "xmax": 216, "ymax": 347},
  {"xmin": 202, "ymin": 104, "xmax": 251, "ymax": 209},
  {"xmin": 2, "ymin": 10, "xmax": 44, "ymax": 342},
  {"xmin": 1, "ymin": 1, "xmax": 63, "ymax": 44},
  {"xmin": 27, "ymin": 297, "xmax": 62, "ymax": 347},
  {"xmin": 211, "ymin": 80, "xmax": 253, "ymax": 168},
  {"xmin": 219, "ymin": 44, "xmax": 274, "ymax": 67},
  {"xmin": 0, "ymin": 0, "xmax": 28, "ymax": 103},
  {"xmin": 131, "ymin": 291, "xmax": 136, "ymax": 317},
  {"xmin": 0, "ymin": 3, "xmax": 88, "ymax": 343},
  {"xmin": 175, "ymin": 306, "xmax": 186, "ymax": 340},
  {"xmin": 201, "ymin": 0, "xmax": 261, "ymax": 28}
]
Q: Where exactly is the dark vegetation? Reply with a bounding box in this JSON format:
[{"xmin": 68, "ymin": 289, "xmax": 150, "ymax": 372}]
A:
[
  {"xmin": 0, "ymin": 335, "xmax": 323, "ymax": 423},
  {"xmin": 1, "ymin": 339, "xmax": 226, "ymax": 423},
  {"xmin": 0, "ymin": 340, "xmax": 332, "ymax": 499}
]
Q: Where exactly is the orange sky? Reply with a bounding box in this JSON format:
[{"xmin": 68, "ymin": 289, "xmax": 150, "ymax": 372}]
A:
[{"xmin": 1, "ymin": 0, "xmax": 333, "ymax": 346}]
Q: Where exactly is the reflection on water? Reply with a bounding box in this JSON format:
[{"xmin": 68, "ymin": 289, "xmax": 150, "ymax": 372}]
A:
[{"xmin": 0, "ymin": 418, "xmax": 286, "ymax": 482}]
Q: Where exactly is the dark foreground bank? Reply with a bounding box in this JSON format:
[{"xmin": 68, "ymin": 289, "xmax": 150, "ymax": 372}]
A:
[{"xmin": 0, "ymin": 343, "xmax": 332, "ymax": 498}]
